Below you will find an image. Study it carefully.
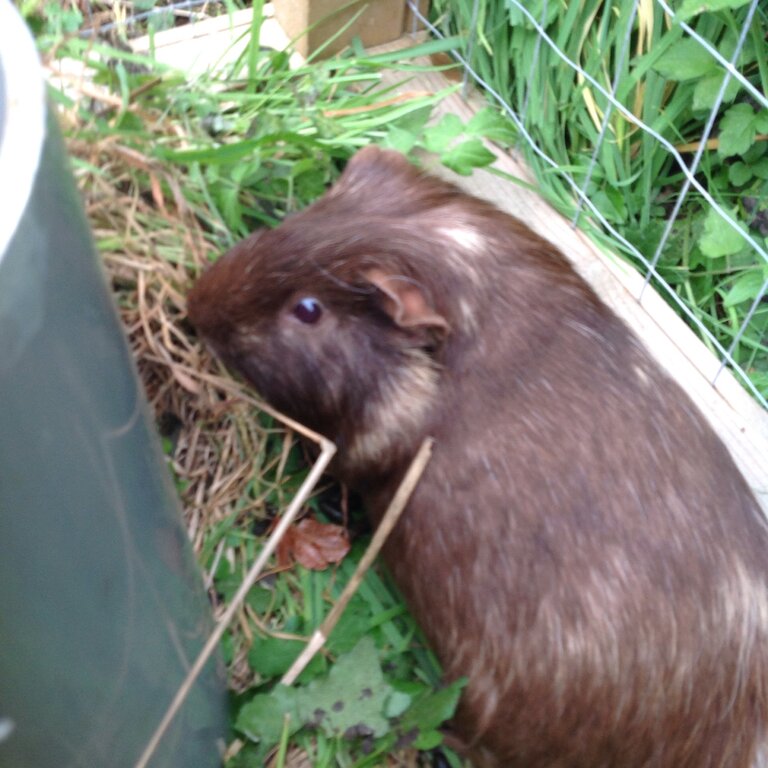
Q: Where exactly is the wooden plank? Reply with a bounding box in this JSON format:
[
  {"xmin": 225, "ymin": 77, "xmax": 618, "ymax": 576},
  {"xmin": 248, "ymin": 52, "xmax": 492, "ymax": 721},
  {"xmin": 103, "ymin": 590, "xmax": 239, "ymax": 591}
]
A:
[
  {"xmin": 272, "ymin": 0, "xmax": 419, "ymax": 59},
  {"xmin": 130, "ymin": 6, "xmax": 304, "ymax": 75},
  {"xmin": 49, "ymin": 7, "xmax": 303, "ymax": 102},
  {"xmin": 130, "ymin": 3, "xmax": 426, "ymax": 68}
]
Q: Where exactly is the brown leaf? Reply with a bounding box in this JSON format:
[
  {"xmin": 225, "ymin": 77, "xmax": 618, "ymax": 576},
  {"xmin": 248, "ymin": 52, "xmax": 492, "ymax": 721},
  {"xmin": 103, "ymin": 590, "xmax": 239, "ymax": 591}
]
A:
[{"xmin": 277, "ymin": 517, "xmax": 351, "ymax": 570}]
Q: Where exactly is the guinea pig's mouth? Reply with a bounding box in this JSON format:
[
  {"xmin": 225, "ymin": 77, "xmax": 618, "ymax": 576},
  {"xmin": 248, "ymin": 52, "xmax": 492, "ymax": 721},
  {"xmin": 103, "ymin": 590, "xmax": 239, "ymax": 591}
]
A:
[
  {"xmin": 219, "ymin": 331, "xmax": 271, "ymax": 383},
  {"xmin": 192, "ymin": 326, "xmax": 252, "ymax": 379}
]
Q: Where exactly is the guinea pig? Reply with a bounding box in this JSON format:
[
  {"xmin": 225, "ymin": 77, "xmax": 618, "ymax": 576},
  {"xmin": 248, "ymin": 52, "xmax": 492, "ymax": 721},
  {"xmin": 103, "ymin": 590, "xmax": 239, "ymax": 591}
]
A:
[{"xmin": 187, "ymin": 146, "xmax": 768, "ymax": 768}]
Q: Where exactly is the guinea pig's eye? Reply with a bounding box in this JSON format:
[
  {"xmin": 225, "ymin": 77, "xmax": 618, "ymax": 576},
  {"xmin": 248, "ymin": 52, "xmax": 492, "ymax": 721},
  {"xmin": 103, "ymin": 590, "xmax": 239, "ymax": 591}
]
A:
[{"xmin": 292, "ymin": 297, "xmax": 323, "ymax": 324}]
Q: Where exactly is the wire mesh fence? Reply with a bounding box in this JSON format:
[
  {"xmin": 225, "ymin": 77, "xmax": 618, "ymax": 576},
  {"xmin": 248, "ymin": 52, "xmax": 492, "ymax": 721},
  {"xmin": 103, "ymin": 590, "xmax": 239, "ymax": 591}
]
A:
[
  {"xmin": 77, "ymin": 0, "xmax": 217, "ymax": 35},
  {"xmin": 413, "ymin": 0, "xmax": 768, "ymax": 409}
]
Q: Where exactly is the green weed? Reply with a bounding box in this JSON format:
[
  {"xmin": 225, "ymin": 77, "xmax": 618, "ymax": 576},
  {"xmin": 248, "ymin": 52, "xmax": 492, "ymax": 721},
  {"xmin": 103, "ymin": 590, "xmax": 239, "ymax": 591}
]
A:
[{"xmin": 433, "ymin": 0, "xmax": 768, "ymax": 401}]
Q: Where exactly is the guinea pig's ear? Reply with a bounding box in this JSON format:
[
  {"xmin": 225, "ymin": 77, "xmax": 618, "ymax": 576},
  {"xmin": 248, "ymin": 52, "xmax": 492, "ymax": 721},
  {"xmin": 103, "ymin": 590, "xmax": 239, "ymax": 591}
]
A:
[
  {"xmin": 364, "ymin": 268, "xmax": 450, "ymax": 344},
  {"xmin": 334, "ymin": 146, "xmax": 418, "ymax": 198}
]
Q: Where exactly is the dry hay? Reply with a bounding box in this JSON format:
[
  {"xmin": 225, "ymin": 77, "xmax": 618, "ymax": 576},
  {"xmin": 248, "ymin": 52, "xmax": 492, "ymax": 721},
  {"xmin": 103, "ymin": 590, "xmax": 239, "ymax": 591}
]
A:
[
  {"xmin": 69, "ymin": 133, "xmax": 260, "ymax": 523},
  {"xmin": 65, "ymin": 124, "xmax": 295, "ymax": 684}
]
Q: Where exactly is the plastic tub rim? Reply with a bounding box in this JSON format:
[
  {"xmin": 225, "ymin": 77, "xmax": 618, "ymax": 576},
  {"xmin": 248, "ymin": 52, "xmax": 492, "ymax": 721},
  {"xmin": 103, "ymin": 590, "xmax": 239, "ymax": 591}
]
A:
[{"xmin": 0, "ymin": 0, "xmax": 46, "ymax": 267}]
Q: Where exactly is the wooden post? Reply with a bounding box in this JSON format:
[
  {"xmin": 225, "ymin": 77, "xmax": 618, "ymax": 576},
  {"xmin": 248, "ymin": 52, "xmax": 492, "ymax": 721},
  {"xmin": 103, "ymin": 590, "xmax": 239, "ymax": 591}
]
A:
[{"xmin": 272, "ymin": 0, "xmax": 428, "ymax": 58}]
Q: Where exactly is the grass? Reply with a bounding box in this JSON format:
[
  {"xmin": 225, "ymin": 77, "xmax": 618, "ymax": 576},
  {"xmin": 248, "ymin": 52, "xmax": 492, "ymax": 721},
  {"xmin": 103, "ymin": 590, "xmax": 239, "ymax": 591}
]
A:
[
  {"xmin": 432, "ymin": 0, "xmax": 768, "ymax": 404},
  {"xmin": 24, "ymin": 1, "xmax": 483, "ymax": 765}
]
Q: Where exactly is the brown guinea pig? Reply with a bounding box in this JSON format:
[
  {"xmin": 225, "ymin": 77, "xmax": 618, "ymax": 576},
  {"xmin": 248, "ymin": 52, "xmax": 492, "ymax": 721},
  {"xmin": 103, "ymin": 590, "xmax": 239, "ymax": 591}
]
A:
[{"xmin": 188, "ymin": 146, "xmax": 768, "ymax": 768}]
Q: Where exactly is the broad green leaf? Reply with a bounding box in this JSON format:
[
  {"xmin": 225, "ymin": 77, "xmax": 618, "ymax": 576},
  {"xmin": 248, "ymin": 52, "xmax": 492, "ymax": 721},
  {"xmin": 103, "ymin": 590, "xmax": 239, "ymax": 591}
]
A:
[
  {"xmin": 246, "ymin": 583, "xmax": 275, "ymax": 614},
  {"xmin": 300, "ymin": 637, "xmax": 392, "ymax": 738},
  {"xmin": 752, "ymin": 159, "xmax": 768, "ymax": 180},
  {"xmin": 440, "ymin": 138, "xmax": 495, "ymax": 175},
  {"xmin": 728, "ymin": 161, "xmax": 752, "ymax": 186},
  {"xmin": 692, "ymin": 73, "xmax": 740, "ymax": 111},
  {"xmin": 393, "ymin": 104, "xmax": 433, "ymax": 135},
  {"xmin": 722, "ymin": 270, "xmax": 767, "ymax": 307},
  {"xmin": 381, "ymin": 104, "xmax": 433, "ymax": 154},
  {"xmin": 326, "ymin": 600, "xmax": 372, "ymax": 655},
  {"xmin": 384, "ymin": 690, "xmax": 412, "ymax": 718},
  {"xmin": 423, "ymin": 113, "xmax": 464, "ymax": 153},
  {"xmin": 718, "ymin": 28, "xmax": 757, "ymax": 65},
  {"xmin": 466, "ymin": 108, "xmax": 517, "ymax": 144},
  {"xmin": 718, "ymin": 103, "xmax": 757, "ymax": 158},
  {"xmin": 235, "ymin": 686, "xmax": 301, "ymax": 747},
  {"xmin": 652, "ymin": 39, "xmax": 716, "ymax": 81},
  {"xmin": 413, "ymin": 729, "xmax": 445, "ymax": 750},
  {"xmin": 382, "ymin": 125, "xmax": 419, "ymax": 154},
  {"xmin": 248, "ymin": 635, "xmax": 327, "ymax": 681},
  {"xmin": 755, "ymin": 110, "xmax": 768, "ymax": 133},
  {"xmin": 698, "ymin": 208, "xmax": 747, "ymax": 258},
  {"xmin": 398, "ymin": 678, "xmax": 466, "ymax": 734}
]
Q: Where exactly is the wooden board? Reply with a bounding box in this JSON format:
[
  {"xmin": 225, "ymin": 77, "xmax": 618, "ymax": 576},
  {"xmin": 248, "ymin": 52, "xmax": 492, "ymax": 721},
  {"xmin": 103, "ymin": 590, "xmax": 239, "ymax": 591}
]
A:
[
  {"xmin": 47, "ymin": 7, "xmax": 303, "ymax": 96},
  {"xmin": 271, "ymin": 0, "xmax": 425, "ymax": 59},
  {"xmin": 125, "ymin": 10, "xmax": 768, "ymax": 513},
  {"xmin": 130, "ymin": 6, "xmax": 304, "ymax": 75}
]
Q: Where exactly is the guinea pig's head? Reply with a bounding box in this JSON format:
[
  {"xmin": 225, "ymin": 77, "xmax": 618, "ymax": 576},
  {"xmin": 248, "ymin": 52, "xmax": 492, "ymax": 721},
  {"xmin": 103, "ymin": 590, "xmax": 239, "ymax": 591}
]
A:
[{"xmin": 188, "ymin": 146, "xmax": 490, "ymax": 472}]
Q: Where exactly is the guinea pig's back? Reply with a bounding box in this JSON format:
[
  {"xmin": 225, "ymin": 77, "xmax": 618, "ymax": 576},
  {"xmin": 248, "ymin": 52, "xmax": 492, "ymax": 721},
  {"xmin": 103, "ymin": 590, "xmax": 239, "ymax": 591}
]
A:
[{"xmin": 374, "ymin": 288, "xmax": 768, "ymax": 768}]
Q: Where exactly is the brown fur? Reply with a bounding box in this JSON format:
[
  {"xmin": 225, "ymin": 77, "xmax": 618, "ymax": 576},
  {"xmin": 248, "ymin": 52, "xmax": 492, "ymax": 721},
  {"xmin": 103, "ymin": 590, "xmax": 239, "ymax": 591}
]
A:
[{"xmin": 188, "ymin": 146, "xmax": 768, "ymax": 767}]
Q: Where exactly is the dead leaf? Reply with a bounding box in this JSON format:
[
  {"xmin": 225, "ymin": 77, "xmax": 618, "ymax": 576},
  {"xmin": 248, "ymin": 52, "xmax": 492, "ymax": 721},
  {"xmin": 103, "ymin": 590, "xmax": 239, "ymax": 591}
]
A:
[{"xmin": 277, "ymin": 517, "xmax": 350, "ymax": 570}]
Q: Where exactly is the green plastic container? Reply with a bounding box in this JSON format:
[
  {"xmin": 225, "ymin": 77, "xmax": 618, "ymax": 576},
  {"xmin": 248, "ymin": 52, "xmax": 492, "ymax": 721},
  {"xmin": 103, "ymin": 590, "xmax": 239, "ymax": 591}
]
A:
[{"xmin": 0, "ymin": 3, "xmax": 227, "ymax": 766}]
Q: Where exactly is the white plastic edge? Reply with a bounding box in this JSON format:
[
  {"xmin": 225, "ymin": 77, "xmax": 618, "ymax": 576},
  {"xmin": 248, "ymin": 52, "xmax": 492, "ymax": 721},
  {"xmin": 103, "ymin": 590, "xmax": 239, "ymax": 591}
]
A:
[{"xmin": 0, "ymin": 0, "xmax": 46, "ymax": 267}]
